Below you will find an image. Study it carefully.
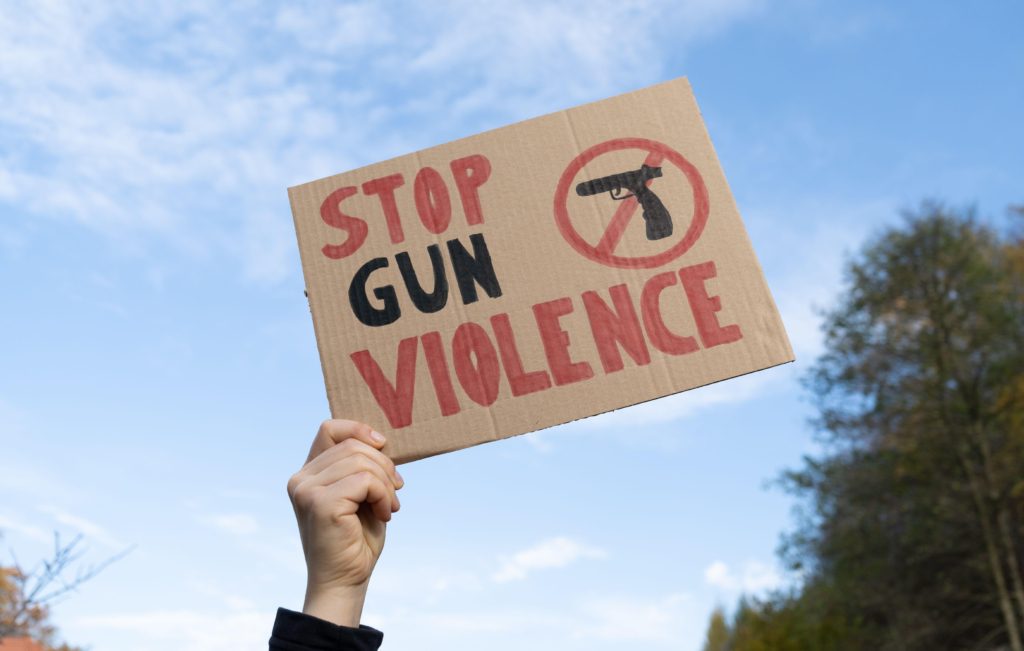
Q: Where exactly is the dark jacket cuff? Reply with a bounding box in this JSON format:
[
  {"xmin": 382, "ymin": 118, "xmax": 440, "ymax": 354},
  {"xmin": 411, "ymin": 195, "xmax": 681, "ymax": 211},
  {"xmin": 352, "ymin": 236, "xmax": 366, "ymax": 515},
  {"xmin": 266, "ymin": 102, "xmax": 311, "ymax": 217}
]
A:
[{"xmin": 270, "ymin": 607, "xmax": 383, "ymax": 651}]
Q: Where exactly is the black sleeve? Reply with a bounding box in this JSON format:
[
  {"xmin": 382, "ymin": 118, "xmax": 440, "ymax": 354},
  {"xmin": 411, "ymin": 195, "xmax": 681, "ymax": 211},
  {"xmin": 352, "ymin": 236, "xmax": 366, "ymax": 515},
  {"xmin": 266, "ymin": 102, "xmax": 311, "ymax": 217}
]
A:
[{"xmin": 269, "ymin": 607, "xmax": 384, "ymax": 651}]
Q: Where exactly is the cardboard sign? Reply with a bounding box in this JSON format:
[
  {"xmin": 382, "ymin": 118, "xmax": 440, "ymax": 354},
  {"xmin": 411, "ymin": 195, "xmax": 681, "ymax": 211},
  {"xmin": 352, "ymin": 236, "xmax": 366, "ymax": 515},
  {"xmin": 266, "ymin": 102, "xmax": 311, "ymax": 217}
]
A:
[{"xmin": 289, "ymin": 78, "xmax": 794, "ymax": 464}]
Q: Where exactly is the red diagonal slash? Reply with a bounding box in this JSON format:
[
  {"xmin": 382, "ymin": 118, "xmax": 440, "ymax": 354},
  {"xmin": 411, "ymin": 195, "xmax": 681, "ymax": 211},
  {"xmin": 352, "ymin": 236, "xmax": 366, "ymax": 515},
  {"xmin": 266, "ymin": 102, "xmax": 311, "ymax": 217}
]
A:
[
  {"xmin": 554, "ymin": 137, "xmax": 709, "ymax": 269},
  {"xmin": 592, "ymin": 150, "xmax": 666, "ymax": 256}
]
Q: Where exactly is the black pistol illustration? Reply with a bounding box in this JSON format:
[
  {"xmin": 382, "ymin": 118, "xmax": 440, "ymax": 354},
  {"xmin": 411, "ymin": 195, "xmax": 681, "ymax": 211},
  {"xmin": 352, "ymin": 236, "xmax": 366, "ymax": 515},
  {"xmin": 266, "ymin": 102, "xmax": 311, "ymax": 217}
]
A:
[{"xmin": 575, "ymin": 164, "xmax": 673, "ymax": 240}]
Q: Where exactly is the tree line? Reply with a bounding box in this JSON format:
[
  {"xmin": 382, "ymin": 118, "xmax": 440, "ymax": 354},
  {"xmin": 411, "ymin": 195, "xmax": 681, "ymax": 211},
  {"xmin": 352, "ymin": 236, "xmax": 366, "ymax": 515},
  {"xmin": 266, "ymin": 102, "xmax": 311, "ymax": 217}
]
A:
[{"xmin": 704, "ymin": 203, "xmax": 1024, "ymax": 650}]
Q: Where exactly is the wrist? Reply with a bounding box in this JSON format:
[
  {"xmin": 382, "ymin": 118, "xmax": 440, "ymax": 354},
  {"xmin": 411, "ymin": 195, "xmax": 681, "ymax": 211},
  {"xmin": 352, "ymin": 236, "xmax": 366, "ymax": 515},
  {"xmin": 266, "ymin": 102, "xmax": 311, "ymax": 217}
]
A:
[{"xmin": 303, "ymin": 581, "xmax": 369, "ymax": 628}]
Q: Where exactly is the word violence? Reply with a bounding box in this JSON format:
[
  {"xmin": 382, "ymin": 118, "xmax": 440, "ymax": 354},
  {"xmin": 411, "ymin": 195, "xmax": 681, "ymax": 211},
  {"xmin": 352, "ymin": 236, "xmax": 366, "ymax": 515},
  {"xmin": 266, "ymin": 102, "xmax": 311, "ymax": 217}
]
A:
[{"xmin": 350, "ymin": 260, "xmax": 744, "ymax": 428}]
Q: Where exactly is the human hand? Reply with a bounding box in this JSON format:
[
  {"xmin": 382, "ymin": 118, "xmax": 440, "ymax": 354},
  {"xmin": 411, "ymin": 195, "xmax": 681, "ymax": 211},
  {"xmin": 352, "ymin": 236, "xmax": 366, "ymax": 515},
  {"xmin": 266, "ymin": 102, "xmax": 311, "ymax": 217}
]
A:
[{"xmin": 287, "ymin": 419, "xmax": 404, "ymax": 627}]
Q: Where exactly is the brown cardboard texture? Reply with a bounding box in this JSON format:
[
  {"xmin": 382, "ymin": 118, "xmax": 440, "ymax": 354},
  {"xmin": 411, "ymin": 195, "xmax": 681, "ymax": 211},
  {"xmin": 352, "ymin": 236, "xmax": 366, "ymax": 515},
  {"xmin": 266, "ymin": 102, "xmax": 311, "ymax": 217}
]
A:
[{"xmin": 289, "ymin": 77, "xmax": 794, "ymax": 464}]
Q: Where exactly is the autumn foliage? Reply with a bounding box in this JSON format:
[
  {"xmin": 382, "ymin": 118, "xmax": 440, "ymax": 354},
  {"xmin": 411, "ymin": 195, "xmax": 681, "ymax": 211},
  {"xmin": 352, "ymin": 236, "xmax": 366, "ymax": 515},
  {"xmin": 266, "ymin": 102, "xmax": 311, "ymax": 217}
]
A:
[{"xmin": 705, "ymin": 203, "xmax": 1024, "ymax": 650}]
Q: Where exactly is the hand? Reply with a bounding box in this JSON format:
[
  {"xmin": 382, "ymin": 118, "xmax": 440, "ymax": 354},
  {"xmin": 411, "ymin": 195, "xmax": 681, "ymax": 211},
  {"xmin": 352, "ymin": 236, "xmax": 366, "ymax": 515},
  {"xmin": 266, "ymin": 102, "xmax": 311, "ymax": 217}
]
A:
[{"xmin": 287, "ymin": 419, "xmax": 404, "ymax": 627}]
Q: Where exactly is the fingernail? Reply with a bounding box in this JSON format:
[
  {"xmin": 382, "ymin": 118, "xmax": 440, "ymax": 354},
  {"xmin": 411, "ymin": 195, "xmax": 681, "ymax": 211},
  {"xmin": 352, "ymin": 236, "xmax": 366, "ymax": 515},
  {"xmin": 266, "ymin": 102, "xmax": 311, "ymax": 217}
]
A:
[
  {"xmin": 370, "ymin": 430, "xmax": 386, "ymax": 444},
  {"xmin": 395, "ymin": 469, "xmax": 405, "ymax": 486}
]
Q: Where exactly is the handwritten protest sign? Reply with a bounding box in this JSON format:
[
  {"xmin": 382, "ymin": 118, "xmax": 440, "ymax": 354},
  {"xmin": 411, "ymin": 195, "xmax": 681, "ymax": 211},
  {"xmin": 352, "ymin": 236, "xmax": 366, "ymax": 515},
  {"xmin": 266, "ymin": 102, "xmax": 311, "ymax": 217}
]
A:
[{"xmin": 289, "ymin": 78, "xmax": 794, "ymax": 463}]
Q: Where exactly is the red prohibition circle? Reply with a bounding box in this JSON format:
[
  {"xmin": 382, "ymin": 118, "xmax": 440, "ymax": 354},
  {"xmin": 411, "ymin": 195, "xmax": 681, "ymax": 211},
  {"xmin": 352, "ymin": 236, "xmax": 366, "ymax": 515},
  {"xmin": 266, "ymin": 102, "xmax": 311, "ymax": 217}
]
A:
[{"xmin": 553, "ymin": 137, "xmax": 709, "ymax": 269}]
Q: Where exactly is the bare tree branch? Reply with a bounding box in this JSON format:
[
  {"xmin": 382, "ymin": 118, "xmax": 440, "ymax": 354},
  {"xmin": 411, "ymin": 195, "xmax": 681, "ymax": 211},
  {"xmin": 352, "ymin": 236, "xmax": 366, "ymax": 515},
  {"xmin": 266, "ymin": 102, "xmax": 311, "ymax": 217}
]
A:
[{"xmin": 1, "ymin": 529, "xmax": 134, "ymax": 646}]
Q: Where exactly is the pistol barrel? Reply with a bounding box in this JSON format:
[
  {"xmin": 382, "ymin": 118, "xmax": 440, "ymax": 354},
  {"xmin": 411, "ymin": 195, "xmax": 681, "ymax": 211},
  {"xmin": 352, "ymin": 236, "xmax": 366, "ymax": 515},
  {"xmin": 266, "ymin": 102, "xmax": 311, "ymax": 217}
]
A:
[{"xmin": 575, "ymin": 165, "xmax": 662, "ymax": 197}]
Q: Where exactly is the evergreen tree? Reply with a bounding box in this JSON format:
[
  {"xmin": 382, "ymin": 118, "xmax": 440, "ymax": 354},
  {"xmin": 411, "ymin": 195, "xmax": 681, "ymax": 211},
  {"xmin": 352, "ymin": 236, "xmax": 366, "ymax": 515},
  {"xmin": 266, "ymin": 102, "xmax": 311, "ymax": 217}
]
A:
[{"xmin": 702, "ymin": 606, "xmax": 730, "ymax": 651}]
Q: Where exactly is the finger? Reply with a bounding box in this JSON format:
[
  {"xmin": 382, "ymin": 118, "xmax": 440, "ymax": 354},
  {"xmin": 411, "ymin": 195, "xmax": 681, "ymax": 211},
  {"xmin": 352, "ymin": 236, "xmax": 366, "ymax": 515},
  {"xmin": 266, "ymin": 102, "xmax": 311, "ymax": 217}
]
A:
[
  {"xmin": 302, "ymin": 437, "xmax": 403, "ymax": 489},
  {"xmin": 307, "ymin": 419, "xmax": 385, "ymax": 463},
  {"xmin": 299, "ymin": 453, "xmax": 400, "ymax": 513},
  {"xmin": 322, "ymin": 471, "xmax": 396, "ymax": 523}
]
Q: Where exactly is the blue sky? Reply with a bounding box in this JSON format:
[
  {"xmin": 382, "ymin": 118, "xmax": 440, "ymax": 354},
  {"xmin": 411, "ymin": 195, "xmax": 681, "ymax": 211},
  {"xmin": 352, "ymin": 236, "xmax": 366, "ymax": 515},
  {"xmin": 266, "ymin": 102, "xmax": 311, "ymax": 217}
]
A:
[{"xmin": 1, "ymin": 1, "xmax": 1021, "ymax": 649}]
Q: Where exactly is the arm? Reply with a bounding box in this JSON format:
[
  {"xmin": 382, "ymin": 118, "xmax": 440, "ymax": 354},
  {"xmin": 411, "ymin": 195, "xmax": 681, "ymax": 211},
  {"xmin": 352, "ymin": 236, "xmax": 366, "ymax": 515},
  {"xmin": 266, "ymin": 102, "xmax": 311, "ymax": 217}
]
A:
[{"xmin": 270, "ymin": 420, "xmax": 404, "ymax": 651}]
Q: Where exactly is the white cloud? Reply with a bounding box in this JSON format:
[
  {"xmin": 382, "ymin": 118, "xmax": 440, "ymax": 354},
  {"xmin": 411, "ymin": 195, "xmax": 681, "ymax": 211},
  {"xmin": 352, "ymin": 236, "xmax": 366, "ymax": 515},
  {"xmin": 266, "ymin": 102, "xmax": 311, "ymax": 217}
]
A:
[
  {"xmin": 704, "ymin": 559, "xmax": 781, "ymax": 594},
  {"xmin": 38, "ymin": 505, "xmax": 126, "ymax": 550},
  {"xmin": 371, "ymin": 590, "xmax": 701, "ymax": 648},
  {"xmin": 187, "ymin": 577, "xmax": 258, "ymax": 612},
  {"xmin": 573, "ymin": 592, "xmax": 695, "ymax": 642},
  {"xmin": 416, "ymin": 609, "xmax": 565, "ymax": 634},
  {"xmin": 74, "ymin": 608, "xmax": 272, "ymax": 651},
  {"xmin": 493, "ymin": 536, "xmax": 606, "ymax": 583},
  {"xmin": 515, "ymin": 364, "xmax": 792, "ymax": 458},
  {"xmin": 581, "ymin": 367, "xmax": 783, "ymax": 430},
  {"xmin": 704, "ymin": 560, "xmax": 735, "ymax": 588},
  {"xmin": 365, "ymin": 562, "xmax": 485, "ymax": 608},
  {"xmin": 0, "ymin": 513, "xmax": 52, "ymax": 545},
  {"xmin": 519, "ymin": 430, "xmax": 555, "ymax": 453},
  {"xmin": 430, "ymin": 571, "xmax": 483, "ymax": 596},
  {"xmin": 0, "ymin": 0, "xmax": 761, "ymax": 284},
  {"xmin": 199, "ymin": 512, "xmax": 261, "ymax": 536}
]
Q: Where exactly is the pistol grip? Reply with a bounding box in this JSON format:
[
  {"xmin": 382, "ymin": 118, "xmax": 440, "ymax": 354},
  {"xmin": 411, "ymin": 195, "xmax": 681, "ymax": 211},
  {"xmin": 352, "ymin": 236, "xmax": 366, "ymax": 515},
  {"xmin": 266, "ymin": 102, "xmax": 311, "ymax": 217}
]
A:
[{"xmin": 638, "ymin": 190, "xmax": 673, "ymax": 240}]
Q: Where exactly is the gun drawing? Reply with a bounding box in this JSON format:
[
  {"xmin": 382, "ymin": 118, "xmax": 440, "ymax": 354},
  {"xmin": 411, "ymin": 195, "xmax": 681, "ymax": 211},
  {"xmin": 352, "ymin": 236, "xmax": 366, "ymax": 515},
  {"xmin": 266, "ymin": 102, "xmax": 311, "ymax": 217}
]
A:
[{"xmin": 575, "ymin": 164, "xmax": 673, "ymax": 240}]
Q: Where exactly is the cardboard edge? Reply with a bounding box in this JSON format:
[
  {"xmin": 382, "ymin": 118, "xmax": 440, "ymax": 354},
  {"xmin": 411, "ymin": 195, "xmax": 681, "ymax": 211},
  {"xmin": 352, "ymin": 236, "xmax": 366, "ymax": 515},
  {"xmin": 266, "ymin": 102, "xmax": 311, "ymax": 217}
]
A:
[{"xmin": 394, "ymin": 355, "xmax": 795, "ymax": 465}]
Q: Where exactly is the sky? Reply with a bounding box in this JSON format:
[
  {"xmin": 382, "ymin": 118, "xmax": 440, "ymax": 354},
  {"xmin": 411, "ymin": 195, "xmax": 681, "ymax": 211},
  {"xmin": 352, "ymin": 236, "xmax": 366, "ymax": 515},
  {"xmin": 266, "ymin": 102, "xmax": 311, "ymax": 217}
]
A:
[{"xmin": 1, "ymin": 1, "xmax": 1021, "ymax": 650}]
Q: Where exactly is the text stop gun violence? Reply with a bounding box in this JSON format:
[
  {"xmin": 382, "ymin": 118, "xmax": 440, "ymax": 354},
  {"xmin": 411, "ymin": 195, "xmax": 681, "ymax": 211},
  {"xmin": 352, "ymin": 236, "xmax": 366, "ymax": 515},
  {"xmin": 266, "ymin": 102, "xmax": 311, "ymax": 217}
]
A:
[{"xmin": 318, "ymin": 152, "xmax": 743, "ymax": 430}]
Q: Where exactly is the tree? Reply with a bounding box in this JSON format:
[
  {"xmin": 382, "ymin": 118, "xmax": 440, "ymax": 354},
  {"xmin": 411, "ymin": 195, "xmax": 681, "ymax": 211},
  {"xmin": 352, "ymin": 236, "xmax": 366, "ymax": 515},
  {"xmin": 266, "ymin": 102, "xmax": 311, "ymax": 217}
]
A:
[
  {"xmin": 700, "ymin": 590, "xmax": 864, "ymax": 651},
  {"xmin": 704, "ymin": 202, "xmax": 1024, "ymax": 651},
  {"xmin": 783, "ymin": 202, "xmax": 1024, "ymax": 650},
  {"xmin": 702, "ymin": 605, "xmax": 730, "ymax": 651},
  {"xmin": 1, "ymin": 532, "xmax": 130, "ymax": 651}
]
